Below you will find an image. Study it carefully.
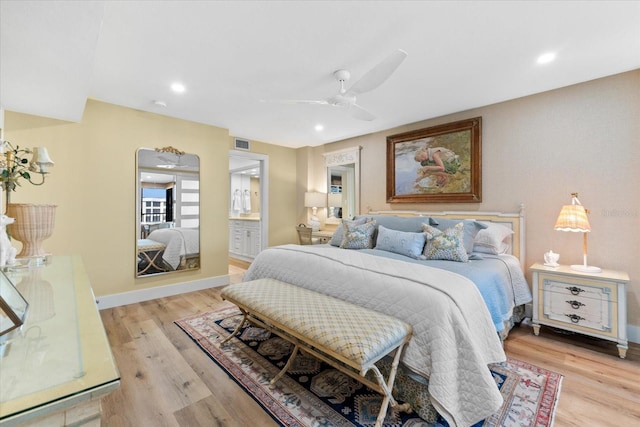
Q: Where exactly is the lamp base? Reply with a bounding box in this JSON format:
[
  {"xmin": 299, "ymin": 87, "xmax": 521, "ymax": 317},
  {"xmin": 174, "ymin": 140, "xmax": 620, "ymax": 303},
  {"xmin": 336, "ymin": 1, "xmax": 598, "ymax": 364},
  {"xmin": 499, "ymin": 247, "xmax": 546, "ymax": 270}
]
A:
[
  {"xmin": 570, "ymin": 264, "xmax": 602, "ymax": 273},
  {"xmin": 308, "ymin": 216, "xmax": 320, "ymax": 232}
]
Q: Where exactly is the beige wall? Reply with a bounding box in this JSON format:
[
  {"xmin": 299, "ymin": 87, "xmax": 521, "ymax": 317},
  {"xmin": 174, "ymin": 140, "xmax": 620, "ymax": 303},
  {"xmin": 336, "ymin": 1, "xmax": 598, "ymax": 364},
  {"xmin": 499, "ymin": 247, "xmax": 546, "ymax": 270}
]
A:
[
  {"xmin": 308, "ymin": 70, "xmax": 640, "ymax": 334},
  {"xmin": 4, "ymin": 99, "xmax": 298, "ymax": 298},
  {"xmin": 236, "ymin": 138, "xmax": 298, "ymax": 246}
]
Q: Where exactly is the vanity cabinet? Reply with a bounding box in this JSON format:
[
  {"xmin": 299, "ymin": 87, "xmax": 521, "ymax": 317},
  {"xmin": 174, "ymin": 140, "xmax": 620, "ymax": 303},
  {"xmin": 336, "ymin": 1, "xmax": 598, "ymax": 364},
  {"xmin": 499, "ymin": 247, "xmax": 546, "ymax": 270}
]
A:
[
  {"xmin": 229, "ymin": 219, "xmax": 261, "ymax": 261},
  {"xmin": 530, "ymin": 263, "xmax": 629, "ymax": 358}
]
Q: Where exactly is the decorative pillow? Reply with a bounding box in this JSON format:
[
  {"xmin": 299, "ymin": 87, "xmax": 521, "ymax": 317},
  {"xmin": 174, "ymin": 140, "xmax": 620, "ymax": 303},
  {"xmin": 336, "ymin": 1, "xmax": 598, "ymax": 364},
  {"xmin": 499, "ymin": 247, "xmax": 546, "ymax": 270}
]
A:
[
  {"xmin": 356, "ymin": 215, "xmax": 430, "ymax": 232},
  {"xmin": 340, "ymin": 220, "xmax": 377, "ymax": 249},
  {"xmin": 422, "ymin": 222, "xmax": 469, "ymax": 262},
  {"xmin": 329, "ymin": 217, "xmax": 368, "ymax": 246},
  {"xmin": 473, "ymin": 222, "xmax": 514, "ymax": 255},
  {"xmin": 374, "ymin": 225, "xmax": 427, "ymax": 259},
  {"xmin": 428, "ymin": 218, "xmax": 487, "ymax": 254}
]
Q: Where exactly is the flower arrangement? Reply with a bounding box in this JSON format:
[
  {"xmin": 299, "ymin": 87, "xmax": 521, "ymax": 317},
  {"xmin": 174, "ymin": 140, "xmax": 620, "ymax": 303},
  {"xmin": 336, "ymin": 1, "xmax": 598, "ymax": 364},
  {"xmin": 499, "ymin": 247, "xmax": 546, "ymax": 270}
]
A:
[{"xmin": 0, "ymin": 140, "xmax": 53, "ymax": 204}]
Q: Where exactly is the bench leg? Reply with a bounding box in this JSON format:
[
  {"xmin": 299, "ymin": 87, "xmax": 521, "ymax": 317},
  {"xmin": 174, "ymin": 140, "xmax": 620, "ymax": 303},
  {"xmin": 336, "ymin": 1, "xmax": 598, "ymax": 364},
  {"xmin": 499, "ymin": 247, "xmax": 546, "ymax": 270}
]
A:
[
  {"xmin": 366, "ymin": 340, "xmax": 412, "ymax": 427},
  {"xmin": 269, "ymin": 344, "xmax": 300, "ymax": 385},
  {"xmin": 220, "ymin": 311, "xmax": 249, "ymax": 345}
]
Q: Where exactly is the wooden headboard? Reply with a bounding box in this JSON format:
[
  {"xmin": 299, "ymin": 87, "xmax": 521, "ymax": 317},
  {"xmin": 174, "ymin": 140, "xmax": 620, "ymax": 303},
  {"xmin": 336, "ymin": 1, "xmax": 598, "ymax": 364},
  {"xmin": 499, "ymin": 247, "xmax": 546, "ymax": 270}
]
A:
[{"xmin": 368, "ymin": 204, "xmax": 526, "ymax": 269}]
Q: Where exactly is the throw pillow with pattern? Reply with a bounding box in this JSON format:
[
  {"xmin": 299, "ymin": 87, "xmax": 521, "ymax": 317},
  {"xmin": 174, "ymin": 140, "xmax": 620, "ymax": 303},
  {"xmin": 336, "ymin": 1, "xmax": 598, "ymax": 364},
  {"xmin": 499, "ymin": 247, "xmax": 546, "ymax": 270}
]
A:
[
  {"xmin": 340, "ymin": 220, "xmax": 377, "ymax": 249},
  {"xmin": 422, "ymin": 222, "xmax": 469, "ymax": 262},
  {"xmin": 329, "ymin": 217, "xmax": 368, "ymax": 246}
]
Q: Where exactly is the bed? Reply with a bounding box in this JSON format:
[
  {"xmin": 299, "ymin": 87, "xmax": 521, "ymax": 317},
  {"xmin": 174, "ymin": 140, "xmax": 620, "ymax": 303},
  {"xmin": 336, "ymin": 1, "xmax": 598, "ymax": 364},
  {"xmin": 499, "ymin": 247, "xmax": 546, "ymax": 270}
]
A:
[
  {"xmin": 242, "ymin": 206, "xmax": 532, "ymax": 426},
  {"xmin": 141, "ymin": 227, "xmax": 199, "ymax": 271}
]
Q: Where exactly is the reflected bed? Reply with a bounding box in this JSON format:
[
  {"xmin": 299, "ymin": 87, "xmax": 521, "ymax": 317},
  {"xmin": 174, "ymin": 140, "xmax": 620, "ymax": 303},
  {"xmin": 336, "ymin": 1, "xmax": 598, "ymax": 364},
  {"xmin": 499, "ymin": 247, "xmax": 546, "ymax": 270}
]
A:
[{"xmin": 137, "ymin": 228, "xmax": 199, "ymax": 275}]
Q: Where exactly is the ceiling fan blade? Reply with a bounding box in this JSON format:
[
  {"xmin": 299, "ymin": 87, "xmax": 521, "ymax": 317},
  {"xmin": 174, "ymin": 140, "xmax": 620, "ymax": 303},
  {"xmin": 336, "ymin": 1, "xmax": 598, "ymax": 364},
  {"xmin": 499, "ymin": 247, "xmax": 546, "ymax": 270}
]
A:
[
  {"xmin": 260, "ymin": 99, "xmax": 329, "ymax": 105},
  {"xmin": 347, "ymin": 49, "xmax": 407, "ymax": 96},
  {"xmin": 349, "ymin": 103, "xmax": 376, "ymax": 121}
]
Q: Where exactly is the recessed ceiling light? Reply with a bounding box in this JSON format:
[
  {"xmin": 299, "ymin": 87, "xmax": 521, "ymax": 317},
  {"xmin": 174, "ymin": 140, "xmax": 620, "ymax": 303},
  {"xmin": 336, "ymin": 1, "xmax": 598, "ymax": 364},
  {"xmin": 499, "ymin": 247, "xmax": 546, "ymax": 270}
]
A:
[
  {"xmin": 537, "ymin": 52, "xmax": 556, "ymax": 65},
  {"xmin": 171, "ymin": 82, "xmax": 186, "ymax": 93},
  {"xmin": 315, "ymin": 124, "xmax": 324, "ymax": 132}
]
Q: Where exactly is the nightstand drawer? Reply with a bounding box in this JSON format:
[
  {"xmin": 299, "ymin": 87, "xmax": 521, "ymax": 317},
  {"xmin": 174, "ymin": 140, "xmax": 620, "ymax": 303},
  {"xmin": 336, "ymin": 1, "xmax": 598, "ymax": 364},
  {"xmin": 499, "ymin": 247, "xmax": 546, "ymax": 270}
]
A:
[{"xmin": 541, "ymin": 275, "xmax": 618, "ymax": 302}]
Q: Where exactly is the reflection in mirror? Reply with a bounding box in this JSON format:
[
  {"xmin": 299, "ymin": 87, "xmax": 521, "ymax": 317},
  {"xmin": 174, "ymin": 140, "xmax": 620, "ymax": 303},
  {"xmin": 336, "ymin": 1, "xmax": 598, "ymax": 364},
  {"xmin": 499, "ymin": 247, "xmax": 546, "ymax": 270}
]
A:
[
  {"xmin": 136, "ymin": 147, "xmax": 200, "ymax": 277},
  {"xmin": 324, "ymin": 147, "xmax": 360, "ymax": 224}
]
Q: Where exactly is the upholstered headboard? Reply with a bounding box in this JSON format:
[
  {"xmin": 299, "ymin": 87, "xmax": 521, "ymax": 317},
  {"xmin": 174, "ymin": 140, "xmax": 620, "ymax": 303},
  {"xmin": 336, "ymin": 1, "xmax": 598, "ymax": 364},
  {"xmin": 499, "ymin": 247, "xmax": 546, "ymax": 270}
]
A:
[{"xmin": 368, "ymin": 204, "xmax": 526, "ymax": 269}]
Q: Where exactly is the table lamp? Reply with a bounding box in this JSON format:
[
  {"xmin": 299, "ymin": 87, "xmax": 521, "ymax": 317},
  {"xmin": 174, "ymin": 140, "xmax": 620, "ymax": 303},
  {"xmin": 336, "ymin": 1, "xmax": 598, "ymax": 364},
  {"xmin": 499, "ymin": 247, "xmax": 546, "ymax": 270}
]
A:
[
  {"xmin": 554, "ymin": 192, "xmax": 601, "ymax": 273},
  {"xmin": 304, "ymin": 192, "xmax": 326, "ymax": 232}
]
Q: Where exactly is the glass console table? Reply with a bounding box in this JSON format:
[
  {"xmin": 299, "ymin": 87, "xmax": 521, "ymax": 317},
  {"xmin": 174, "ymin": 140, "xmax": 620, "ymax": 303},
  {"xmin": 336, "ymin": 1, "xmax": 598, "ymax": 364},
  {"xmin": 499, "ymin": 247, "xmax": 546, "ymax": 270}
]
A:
[{"xmin": 0, "ymin": 256, "xmax": 120, "ymax": 426}]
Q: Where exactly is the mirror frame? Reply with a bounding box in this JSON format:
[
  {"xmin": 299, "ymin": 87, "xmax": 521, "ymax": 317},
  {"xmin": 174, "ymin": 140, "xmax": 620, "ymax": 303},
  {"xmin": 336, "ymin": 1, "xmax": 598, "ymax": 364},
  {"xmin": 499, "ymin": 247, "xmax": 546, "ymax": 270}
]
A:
[
  {"xmin": 323, "ymin": 146, "xmax": 361, "ymax": 223},
  {"xmin": 135, "ymin": 147, "xmax": 200, "ymax": 277}
]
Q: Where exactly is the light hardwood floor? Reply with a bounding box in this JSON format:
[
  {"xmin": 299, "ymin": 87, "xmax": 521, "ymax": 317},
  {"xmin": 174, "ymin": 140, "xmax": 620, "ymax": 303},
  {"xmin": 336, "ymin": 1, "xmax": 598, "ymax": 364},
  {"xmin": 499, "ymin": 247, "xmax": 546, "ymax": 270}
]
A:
[{"xmin": 100, "ymin": 262, "xmax": 640, "ymax": 426}]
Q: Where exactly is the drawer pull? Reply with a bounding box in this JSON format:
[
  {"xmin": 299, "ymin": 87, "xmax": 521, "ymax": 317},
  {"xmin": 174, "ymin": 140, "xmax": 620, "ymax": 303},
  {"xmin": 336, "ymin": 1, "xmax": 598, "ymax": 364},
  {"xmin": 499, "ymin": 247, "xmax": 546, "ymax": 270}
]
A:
[
  {"xmin": 565, "ymin": 313, "xmax": 585, "ymax": 323},
  {"xmin": 566, "ymin": 286, "xmax": 585, "ymax": 296},
  {"xmin": 566, "ymin": 300, "xmax": 586, "ymax": 310}
]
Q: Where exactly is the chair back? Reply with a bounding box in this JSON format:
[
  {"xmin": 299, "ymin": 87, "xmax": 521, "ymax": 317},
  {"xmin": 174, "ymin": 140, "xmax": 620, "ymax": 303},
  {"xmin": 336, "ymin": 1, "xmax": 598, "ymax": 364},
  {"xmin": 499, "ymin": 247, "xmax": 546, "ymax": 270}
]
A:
[{"xmin": 296, "ymin": 224, "xmax": 313, "ymax": 245}]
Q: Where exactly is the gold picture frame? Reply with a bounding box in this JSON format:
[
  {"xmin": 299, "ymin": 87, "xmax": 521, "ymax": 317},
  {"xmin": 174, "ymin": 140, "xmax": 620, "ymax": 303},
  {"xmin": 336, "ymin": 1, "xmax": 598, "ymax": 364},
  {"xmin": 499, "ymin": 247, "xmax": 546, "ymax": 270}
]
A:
[
  {"xmin": 0, "ymin": 270, "xmax": 29, "ymax": 336},
  {"xmin": 386, "ymin": 117, "xmax": 482, "ymax": 203}
]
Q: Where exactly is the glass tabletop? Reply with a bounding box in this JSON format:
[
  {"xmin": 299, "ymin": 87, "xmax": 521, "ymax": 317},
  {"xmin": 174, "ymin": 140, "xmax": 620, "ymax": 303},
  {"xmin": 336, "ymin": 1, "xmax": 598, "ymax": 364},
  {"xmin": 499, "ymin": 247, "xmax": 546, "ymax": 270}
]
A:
[{"xmin": 0, "ymin": 255, "xmax": 120, "ymax": 420}]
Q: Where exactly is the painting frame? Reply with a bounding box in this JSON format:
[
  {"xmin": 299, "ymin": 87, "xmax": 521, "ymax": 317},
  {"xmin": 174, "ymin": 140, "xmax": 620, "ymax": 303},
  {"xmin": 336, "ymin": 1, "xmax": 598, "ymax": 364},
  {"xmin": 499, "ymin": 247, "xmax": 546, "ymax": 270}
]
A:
[{"xmin": 386, "ymin": 117, "xmax": 482, "ymax": 203}]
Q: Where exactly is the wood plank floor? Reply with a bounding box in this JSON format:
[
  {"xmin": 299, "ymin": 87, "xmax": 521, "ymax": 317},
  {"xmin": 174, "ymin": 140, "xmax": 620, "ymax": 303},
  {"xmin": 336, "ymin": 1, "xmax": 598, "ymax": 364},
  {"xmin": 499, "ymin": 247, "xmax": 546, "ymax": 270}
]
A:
[{"xmin": 100, "ymin": 263, "xmax": 640, "ymax": 426}]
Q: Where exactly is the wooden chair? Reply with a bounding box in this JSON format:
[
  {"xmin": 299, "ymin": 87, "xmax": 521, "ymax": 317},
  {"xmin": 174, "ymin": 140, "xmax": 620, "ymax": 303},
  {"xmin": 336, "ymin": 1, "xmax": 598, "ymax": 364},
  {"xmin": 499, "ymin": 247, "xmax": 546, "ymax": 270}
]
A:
[{"xmin": 296, "ymin": 224, "xmax": 315, "ymax": 245}]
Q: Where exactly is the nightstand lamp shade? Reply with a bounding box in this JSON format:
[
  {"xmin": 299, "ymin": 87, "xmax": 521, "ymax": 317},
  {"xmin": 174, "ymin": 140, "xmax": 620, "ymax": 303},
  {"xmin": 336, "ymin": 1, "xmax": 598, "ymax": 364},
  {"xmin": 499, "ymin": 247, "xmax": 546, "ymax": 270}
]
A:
[
  {"xmin": 554, "ymin": 193, "xmax": 601, "ymax": 273},
  {"xmin": 304, "ymin": 192, "xmax": 326, "ymax": 232}
]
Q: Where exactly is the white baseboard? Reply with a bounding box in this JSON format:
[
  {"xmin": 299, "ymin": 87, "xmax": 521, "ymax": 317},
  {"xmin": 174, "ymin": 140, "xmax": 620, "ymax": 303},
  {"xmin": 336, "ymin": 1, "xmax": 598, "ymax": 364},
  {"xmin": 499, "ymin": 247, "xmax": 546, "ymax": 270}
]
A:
[{"xmin": 96, "ymin": 275, "xmax": 229, "ymax": 310}]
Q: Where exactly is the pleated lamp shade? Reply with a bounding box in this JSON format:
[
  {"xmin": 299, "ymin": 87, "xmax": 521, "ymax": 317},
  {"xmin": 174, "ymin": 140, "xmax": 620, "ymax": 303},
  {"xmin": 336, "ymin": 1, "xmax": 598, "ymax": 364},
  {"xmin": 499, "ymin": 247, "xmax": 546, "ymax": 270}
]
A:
[
  {"xmin": 554, "ymin": 203, "xmax": 590, "ymax": 232},
  {"xmin": 553, "ymin": 193, "xmax": 600, "ymax": 273}
]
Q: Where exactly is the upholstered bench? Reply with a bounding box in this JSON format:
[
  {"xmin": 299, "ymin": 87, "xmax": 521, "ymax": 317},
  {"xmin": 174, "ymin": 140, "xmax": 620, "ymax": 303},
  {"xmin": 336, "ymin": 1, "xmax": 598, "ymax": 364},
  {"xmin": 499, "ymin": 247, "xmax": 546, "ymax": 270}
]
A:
[
  {"xmin": 136, "ymin": 239, "xmax": 167, "ymax": 274},
  {"xmin": 220, "ymin": 278, "xmax": 413, "ymax": 427}
]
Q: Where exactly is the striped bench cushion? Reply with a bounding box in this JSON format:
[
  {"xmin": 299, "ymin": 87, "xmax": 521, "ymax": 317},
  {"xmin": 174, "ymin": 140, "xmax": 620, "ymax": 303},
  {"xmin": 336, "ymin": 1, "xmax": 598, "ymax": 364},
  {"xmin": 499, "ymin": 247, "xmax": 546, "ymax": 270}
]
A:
[{"xmin": 221, "ymin": 278, "xmax": 412, "ymax": 369}]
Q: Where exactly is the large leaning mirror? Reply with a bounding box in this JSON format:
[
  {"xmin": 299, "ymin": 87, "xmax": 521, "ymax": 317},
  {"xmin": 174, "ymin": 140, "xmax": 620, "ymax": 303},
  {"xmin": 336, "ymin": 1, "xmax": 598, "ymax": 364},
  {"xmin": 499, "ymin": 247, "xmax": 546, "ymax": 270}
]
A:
[
  {"xmin": 136, "ymin": 147, "xmax": 200, "ymax": 277},
  {"xmin": 324, "ymin": 146, "xmax": 361, "ymax": 224}
]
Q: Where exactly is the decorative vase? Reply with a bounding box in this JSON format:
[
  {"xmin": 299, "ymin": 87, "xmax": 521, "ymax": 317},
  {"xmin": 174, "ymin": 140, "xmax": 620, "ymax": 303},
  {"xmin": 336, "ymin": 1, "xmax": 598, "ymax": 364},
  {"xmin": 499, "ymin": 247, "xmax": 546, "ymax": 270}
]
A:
[{"xmin": 6, "ymin": 203, "xmax": 57, "ymax": 258}]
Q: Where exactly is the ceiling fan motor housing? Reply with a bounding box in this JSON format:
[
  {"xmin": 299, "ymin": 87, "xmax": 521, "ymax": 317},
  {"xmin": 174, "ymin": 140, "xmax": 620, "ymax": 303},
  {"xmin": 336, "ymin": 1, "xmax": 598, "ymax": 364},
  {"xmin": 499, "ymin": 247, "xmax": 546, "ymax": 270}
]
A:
[{"xmin": 333, "ymin": 69, "xmax": 351, "ymax": 82}]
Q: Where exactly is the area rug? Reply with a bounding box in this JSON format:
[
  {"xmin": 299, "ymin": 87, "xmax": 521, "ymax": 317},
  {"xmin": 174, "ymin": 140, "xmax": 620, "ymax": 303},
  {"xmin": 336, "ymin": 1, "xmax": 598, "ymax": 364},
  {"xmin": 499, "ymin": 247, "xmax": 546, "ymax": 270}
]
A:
[{"xmin": 175, "ymin": 306, "xmax": 562, "ymax": 427}]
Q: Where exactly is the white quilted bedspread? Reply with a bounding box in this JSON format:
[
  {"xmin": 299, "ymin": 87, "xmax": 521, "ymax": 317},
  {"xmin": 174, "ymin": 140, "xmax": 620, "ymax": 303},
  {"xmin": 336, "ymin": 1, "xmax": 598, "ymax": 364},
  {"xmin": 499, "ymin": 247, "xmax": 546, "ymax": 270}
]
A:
[
  {"xmin": 147, "ymin": 228, "xmax": 199, "ymax": 270},
  {"xmin": 244, "ymin": 244, "xmax": 506, "ymax": 427}
]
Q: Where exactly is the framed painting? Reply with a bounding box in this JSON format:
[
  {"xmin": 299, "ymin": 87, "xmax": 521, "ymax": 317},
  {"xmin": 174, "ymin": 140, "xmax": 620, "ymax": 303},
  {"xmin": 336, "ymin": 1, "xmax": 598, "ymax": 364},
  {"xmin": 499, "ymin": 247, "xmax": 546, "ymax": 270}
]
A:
[{"xmin": 386, "ymin": 117, "xmax": 482, "ymax": 203}]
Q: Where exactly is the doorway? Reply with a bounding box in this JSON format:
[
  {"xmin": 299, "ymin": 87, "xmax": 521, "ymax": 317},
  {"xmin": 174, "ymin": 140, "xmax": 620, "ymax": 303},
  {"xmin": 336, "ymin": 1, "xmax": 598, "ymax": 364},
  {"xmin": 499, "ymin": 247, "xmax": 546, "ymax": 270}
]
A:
[{"xmin": 228, "ymin": 150, "xmax": 269, "ymax": 262}]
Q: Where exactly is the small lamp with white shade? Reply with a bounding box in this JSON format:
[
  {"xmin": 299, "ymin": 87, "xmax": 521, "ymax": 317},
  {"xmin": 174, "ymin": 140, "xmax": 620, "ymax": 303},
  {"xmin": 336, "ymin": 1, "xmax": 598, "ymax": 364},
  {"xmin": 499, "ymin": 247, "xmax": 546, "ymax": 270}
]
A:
[
  {"xmin": 554, "ymin": 192, "xmax": 601, "ymax": 273},
  {"xmin": 304, "ymin": 192, "xmax": 326, "ymax": 232},
  {"xmin": 327, "ymin": 193, "xmax": 342, "ymax": 219}
]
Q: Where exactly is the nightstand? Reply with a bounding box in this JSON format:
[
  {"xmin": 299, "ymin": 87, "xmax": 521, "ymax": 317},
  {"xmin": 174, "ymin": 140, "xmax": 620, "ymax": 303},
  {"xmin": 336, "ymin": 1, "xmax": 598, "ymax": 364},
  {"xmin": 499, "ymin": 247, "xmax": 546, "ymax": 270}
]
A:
[
  {"xmin": 530, "ymin": 263, "xmax": 629, "ymax": 358},
  {"xmin": 312, "ymin": 230, "xmax": 334, "ymax": 244}
]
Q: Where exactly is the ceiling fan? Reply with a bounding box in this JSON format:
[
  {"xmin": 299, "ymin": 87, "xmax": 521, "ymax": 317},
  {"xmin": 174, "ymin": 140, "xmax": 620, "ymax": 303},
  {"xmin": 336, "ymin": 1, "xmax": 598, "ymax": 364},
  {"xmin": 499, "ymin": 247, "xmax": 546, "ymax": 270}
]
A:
[{"xmin": 267, "ymin": 49, "xmax": 408, "ymax": 121}]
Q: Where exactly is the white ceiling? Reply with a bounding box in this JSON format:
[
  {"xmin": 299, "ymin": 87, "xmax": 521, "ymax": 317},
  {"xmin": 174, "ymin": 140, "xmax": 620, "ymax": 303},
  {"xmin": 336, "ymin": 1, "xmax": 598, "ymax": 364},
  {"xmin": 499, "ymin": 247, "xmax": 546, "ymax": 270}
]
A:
[{"xmin": 1, "ymin": 1, "xmax": 639, "ymax": 149}]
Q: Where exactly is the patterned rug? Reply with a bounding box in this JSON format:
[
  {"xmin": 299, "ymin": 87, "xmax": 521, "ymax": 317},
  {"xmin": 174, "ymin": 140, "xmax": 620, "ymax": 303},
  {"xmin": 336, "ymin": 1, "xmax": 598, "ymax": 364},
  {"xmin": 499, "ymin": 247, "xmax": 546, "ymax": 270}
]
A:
[{"xmin": 175, "ymin": 306, "xmax": 562, "ymax": 427}]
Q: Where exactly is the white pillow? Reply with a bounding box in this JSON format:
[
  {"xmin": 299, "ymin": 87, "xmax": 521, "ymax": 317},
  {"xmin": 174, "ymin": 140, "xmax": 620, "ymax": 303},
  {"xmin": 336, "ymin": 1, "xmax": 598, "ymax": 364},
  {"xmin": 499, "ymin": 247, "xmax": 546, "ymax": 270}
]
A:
[{"xmin": 473, "ymin": 222, "xmax": 514, "ymax": 255}]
